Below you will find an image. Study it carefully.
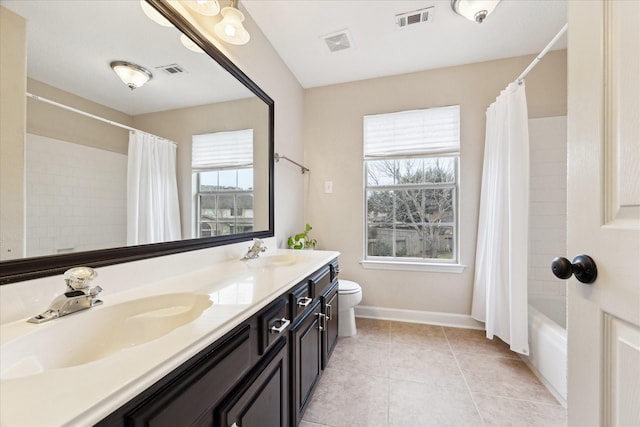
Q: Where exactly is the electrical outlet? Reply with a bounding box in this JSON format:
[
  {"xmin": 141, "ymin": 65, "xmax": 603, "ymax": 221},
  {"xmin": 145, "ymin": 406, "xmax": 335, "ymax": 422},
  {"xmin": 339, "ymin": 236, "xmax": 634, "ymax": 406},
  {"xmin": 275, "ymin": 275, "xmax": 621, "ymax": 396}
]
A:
[{"xmin": 324, "ymin": 181, "xmax": 333, "ymax": 193}]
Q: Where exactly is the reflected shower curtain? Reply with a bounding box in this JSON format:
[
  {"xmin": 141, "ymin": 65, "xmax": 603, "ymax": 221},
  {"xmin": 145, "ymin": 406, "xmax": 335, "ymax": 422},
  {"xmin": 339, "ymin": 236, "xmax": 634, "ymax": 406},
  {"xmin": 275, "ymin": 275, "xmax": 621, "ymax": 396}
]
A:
[
  {"xmin": 127, "ymin": 131, "xmax": 181, "ymax": 245},
  {"xmin": 471, "ymin": 82, "xmax": 530, "ymax": 355}
]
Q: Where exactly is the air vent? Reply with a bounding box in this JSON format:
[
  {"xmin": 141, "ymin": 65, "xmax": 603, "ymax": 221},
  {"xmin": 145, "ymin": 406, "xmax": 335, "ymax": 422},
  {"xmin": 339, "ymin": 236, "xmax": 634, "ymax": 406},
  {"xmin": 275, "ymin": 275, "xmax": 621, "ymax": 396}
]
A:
[
  {"xmin": 156, "ymin": 64, "xmax": 186, "ymax": 75},
  {"xmin": 396, "ymin": 7, "xmax": 433, "ymax": 29},
  {"xmin": 321, "ymin": 29, "xmax": 354, "ymax": 53}
]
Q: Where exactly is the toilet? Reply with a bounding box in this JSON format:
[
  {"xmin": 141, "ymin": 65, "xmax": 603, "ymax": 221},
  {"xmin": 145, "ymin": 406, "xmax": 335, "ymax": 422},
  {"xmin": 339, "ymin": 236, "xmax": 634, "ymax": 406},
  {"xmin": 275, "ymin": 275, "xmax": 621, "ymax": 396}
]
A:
[{"xmin": 338, "ymin": 279, "xmax": 363, "ymax": 337}]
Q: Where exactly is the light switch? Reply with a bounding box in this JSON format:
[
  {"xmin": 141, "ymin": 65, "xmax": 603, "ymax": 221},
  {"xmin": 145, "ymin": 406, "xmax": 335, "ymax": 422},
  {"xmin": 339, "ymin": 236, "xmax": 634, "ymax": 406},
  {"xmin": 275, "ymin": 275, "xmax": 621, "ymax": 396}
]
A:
[{"xmin": 324, "ymin": 181, "xmax": 333, "ymax": 193}]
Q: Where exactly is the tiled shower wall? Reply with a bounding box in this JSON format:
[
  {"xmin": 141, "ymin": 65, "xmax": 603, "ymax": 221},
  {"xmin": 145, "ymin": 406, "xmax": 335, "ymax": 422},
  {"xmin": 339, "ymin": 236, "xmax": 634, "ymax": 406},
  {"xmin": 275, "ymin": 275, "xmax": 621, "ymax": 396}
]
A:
[
  {"xmin": 528, "ymin": 116, "xmax": 567, "ymax": 298},
  {"xmin": 25, "ymin": 134, "xmax": 127, "ymax": 257}
]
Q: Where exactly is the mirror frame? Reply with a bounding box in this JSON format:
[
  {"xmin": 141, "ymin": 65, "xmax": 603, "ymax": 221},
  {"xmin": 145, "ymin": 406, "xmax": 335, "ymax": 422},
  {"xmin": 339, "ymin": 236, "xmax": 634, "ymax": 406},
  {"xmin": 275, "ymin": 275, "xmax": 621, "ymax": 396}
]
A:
[{"xmin": 0, "ymin": 0, "xmax": 275, "ymax": 285}]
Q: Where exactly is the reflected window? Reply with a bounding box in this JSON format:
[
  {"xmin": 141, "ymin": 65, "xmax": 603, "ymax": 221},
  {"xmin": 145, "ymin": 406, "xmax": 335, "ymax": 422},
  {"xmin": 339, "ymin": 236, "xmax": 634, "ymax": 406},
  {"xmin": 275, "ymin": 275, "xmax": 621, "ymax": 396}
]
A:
[{"xmin": 192, "ymin": 130, "xmax": 254, "ymax": 237}]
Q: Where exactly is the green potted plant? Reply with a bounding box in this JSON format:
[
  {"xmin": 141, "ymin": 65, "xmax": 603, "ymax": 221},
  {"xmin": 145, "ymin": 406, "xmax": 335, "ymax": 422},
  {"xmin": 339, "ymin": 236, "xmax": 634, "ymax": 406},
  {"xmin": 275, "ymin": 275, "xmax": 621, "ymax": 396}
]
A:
[{"xmin": 287, "ymin": 224, "xmax": 317, "ymax": 250}]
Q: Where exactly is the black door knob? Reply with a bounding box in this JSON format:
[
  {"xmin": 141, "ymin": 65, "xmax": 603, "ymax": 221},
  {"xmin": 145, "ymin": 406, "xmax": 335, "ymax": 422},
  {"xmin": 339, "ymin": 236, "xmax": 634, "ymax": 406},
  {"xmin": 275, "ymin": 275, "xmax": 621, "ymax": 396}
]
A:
[{"xmin": 551, "ymin": 255, "xmax": 598, "ymax": 284}]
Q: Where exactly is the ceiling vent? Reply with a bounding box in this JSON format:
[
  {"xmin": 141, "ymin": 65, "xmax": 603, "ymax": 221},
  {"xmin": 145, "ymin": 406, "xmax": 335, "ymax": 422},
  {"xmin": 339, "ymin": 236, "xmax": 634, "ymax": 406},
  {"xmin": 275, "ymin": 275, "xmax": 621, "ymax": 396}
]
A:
[
  {"xmin": 396, "ymin": 7, "xmax": 433, "ymax": 29},
  {"xmin": 156, "ymin": 63, "xmax": 186, "ymax": 75},
  {"xmin": 321, "ymin": 29, "xmax": 354, "ymax": 53}
]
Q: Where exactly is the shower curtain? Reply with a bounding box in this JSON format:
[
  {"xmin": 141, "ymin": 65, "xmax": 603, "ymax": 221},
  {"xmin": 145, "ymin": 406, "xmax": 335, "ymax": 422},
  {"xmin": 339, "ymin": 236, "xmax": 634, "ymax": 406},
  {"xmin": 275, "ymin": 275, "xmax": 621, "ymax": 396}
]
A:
[
  {"xmin": 471, "ymin": 81, "xmax": 530, "ymax": 355},
  {"xmin": 127, "ymin": 131, "xmax": 181, "ymax": 245}
]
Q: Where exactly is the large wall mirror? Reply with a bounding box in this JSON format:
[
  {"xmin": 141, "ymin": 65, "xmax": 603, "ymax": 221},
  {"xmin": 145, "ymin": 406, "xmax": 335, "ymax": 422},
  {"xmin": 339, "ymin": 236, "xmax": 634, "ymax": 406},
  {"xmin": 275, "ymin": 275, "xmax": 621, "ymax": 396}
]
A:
[{"xmin": 0, "ymin": 0, "xmax": 274, "ymax": 284}]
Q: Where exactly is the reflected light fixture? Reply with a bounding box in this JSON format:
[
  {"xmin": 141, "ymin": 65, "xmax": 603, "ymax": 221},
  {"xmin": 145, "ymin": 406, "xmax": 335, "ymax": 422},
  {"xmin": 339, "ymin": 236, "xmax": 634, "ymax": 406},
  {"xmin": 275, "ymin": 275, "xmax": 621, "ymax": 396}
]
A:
[
  {"xmin": 110, "ymin": 61, "xmax": 153, "ymax": 90},
  {"xmin": 451, "ymin": 0, "xmax": 501, "ymax": 23},
  {"xmin": 180, "ymin": 34, "xmax": 205, "ymax": 53},
  {"xmin": 214, "ymin": 0, "xmax": 250, "ymax": 45},
  {"xmin": 139, "ymin": 0, "xmax": 173, "ymax": 27},
  {"xmin": 184, "ymin": 0, "xmax": 220, "ymax": 16}
]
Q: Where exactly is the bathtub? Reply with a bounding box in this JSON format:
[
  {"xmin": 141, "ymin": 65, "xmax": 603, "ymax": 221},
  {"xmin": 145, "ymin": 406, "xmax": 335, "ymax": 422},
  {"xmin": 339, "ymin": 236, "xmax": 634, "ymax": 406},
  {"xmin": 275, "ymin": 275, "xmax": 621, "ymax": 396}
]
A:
[{"xmin": 524, "ymin": 295, "xmax": 567, "ymax": 406}]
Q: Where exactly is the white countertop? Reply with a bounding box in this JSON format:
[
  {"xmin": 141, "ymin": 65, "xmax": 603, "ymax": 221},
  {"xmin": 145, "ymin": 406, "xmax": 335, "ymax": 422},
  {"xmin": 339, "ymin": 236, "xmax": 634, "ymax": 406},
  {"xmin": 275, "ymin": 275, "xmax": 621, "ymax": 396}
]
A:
[{"xmin": 0, "ymin": 249, "xmax": 339, "ymax": 427}]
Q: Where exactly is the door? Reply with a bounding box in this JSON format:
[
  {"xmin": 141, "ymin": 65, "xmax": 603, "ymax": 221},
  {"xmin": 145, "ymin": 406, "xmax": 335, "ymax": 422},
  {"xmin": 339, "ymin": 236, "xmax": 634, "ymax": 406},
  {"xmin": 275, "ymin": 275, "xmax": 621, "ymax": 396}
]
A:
[
  {"xmin": 290, "ymin": 300, "xmax": 323, "ymax": 426},
  {"xmin": 567, "ymin": 1, "xmax": 640, "ymax": 426}
]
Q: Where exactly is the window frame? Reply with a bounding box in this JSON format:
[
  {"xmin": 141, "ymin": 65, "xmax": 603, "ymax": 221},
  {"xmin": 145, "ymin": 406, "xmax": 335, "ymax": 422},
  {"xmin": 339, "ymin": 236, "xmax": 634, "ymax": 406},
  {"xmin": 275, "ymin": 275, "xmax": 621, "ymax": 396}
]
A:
[
  {"xmin": 194, "ymin": 168, "xmax": 254, "ymax": 238},
  {"xmin": 361, "ymin": 106, "xmax": 465, "ymax": 272}
]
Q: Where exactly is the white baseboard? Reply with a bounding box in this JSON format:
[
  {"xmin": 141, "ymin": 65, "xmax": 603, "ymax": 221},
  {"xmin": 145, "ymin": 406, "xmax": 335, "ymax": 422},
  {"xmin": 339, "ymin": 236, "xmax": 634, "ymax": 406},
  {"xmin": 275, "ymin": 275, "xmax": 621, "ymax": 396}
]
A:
[{"xmin": 354, "ymin": 305, "xmax": 484, "ymax": 330}]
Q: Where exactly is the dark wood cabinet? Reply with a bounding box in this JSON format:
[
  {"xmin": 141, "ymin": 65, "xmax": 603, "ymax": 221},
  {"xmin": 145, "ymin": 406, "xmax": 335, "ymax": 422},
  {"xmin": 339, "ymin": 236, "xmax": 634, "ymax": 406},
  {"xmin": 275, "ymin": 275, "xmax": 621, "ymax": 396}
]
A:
[
  {"xmin": 96, "ymin": 258, "xmax": 338, "ymax": 427},
  {"xmin": 290, "ymin": 300, "xmax": 323, "ymax": 426},
  {"xmin": 321, "ymin": 280, "xmax": 339, "ymax": 369},
  {"xmin": 216, "ymin": 336, "xmax": 289, "ymax": 427}
]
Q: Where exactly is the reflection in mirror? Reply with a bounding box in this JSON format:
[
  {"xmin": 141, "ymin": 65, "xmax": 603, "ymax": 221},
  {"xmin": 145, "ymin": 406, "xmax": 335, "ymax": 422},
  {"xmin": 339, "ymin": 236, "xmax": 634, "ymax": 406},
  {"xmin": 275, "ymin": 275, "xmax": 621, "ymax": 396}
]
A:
[{"xmin": 0, "ymin": 0, "xmax": 273, "ymax": 283}]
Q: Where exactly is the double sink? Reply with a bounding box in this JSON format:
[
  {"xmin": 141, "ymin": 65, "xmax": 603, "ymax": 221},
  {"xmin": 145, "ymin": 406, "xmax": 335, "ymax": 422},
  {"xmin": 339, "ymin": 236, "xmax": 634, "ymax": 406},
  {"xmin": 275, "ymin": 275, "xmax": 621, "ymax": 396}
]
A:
[{"xmin": 0, "ymin": 253, "xmax": 301, "ymax": 382}]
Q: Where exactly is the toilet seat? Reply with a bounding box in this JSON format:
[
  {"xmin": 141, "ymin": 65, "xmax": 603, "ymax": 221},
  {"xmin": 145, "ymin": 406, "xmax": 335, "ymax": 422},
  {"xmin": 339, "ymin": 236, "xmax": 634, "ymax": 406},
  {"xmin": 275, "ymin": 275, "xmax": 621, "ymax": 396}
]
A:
[{"xmin": 338, "ymin": 279, "xmax": 361, "ymax": 295}]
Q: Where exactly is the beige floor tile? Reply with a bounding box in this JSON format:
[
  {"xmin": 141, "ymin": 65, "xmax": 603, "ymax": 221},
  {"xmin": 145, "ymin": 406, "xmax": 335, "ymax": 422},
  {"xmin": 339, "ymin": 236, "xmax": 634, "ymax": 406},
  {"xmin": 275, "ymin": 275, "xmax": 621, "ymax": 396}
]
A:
[
  {"xmin": 352, "ymin": 317, "xmax": 390, "ymax": 343},
  {"xmin": 388, "ymin": 345, "xmax": 466, "ymax": 389},
  {"xmin": 388, "ymin": 378, "xmax": 482, "ymax": 427},
  {"xmin": 299, "ymin": 421, "xmax": 332, "ymax": 427},
  {"xmin": 444, "ymin": 327, "xmax": 519, "ymax": 359},
  {"xmin": 456, "ymin": 353, "xmax": 560, "ymax": 405},
  {"xmin": 473, "ymin": 392, "xmax": 567, "ymax": 427},
  {"xmin": 327, "ymin": 337, "xmax": 390, "ymax": 377},
  {"xmin": 303, "ymin": 367, "xmax": 389, "ymax": 427}
]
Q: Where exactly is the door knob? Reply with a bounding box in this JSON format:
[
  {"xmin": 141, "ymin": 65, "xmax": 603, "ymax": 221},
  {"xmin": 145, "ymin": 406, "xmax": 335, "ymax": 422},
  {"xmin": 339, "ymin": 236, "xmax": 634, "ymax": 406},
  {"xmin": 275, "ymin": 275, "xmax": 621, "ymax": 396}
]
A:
[{"xmin": 551, "ymin": 254, "xmax": 598, "ymax": 284}]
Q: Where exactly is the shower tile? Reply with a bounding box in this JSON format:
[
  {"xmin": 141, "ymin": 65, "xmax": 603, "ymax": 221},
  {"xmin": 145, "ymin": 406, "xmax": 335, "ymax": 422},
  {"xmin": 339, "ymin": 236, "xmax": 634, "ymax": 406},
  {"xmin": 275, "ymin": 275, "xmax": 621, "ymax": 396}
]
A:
[
  {"xmin": 388, "ymin": 378, "xmax": 482, "ymax": 427},
  {"xmin": 473, "ymin": 392, "xmax": 567, "ymax": 427},
  {"xmin": 302, "ymin": 367, "xmax": 389, "ymax": 427},
  {"xmin": 443, "ymin": 327, "xmax": 519, "ymax": 358},
  {"xmin": 456, "ymin": 353, "xmax": 560, "ymax": 405}
]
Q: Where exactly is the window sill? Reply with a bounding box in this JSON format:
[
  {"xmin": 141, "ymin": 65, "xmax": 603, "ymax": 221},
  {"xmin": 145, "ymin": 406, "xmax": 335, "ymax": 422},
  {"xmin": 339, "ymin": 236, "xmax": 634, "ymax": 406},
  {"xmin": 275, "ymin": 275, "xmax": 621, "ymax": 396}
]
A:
[{"xmin": 360, "ymin": 260, "xmax": 466, "ymax": 273}]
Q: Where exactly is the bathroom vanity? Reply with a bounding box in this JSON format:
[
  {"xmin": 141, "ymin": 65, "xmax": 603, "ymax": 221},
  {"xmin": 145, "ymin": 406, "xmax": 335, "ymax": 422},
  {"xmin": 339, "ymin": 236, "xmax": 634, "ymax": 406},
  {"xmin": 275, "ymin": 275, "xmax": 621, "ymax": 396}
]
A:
[{"xmin": 0, "ymin": 249, "xmax": 339, "ymax": 427}]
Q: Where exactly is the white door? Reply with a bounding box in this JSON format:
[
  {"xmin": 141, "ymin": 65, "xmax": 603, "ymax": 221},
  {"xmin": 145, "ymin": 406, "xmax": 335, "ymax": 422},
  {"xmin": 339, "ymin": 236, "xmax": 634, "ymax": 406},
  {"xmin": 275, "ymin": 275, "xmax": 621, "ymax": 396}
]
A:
[{"xmin": 567, "ymin": 1, "xmax": 640, "ymax": 426}]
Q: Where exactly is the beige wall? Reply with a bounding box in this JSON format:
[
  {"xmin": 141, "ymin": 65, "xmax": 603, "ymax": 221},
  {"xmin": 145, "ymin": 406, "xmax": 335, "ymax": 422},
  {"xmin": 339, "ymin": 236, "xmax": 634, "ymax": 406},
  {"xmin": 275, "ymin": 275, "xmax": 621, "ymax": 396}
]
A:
[
  {"xmin": 303, "ymin": 50, "xmax": 567, "ymax": 315},
  {"xmin": 0, "ymin": 7, "xmax": 27, "ymax": 260},
  {"xmin": 26, "ymin": 79, "xmax": 133, "ymax": 154},
  {"xmin": 171, "ymin": 2, "xmax": 306, "ymax": 247},
  {"xmin": 134, "ymin": 97, "xmax": 270, "ymax": 238}
]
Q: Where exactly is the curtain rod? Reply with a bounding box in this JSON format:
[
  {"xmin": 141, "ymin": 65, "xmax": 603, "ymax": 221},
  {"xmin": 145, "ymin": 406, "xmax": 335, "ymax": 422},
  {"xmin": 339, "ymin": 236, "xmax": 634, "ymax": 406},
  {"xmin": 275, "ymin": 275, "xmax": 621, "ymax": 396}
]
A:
[
  {"xmin": 516, "ymin": 23, "xmax": 568, "ymax": 83},
  {"xmin": 274, "ymin": 153, "xmax": 309, "ymax": 174},
  {"xmin": 26, "ymin": 92, "xmax": 175, "ymax": 144}
]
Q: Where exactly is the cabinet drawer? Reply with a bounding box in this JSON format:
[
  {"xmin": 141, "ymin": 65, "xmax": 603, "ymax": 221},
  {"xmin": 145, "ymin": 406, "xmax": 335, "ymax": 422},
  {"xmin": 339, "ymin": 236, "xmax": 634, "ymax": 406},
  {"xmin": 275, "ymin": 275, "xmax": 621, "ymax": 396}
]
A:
[
  {"xmin": 258, "ymin": 298, "xmax": 290, "ymax": 355},
  {"xmin": 311, "ymin": 265, "xmax": 332, "ymax": 299},
  {"xmin": 125, "ymin": 325, "xmax": 251, "ymax": 427},
  {"xmin": 289, "ymin": 280, "xmax": 314, "ymax": 322}
]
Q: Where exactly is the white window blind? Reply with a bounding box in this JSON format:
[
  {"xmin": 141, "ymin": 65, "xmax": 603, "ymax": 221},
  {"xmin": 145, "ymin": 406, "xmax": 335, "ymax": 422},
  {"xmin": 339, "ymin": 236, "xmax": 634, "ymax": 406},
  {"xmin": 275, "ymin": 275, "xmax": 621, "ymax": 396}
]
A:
[
  {"xmin": 192, "ymin": 129, "xmax": 253, "ymax": 171},
  {"xmin": 364, "ymin": 105, "xmax": 460, "ymax": 159}
]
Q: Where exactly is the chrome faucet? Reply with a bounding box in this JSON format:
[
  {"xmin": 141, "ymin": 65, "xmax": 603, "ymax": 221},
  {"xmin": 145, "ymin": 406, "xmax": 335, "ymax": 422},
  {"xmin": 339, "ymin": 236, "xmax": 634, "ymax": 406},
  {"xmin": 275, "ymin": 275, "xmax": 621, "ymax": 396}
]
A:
[
  {"xmin": 241, "ymin": 238, "xmax": 267, "ymax": 260},
  {"xmin": 28, "ymin": 267, "xmax": 103, "ymax": 324}
]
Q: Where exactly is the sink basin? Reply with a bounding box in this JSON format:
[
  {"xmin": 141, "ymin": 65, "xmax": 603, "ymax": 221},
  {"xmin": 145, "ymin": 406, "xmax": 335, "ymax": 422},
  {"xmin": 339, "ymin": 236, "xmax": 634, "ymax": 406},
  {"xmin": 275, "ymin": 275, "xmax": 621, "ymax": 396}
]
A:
[
  {"xmin": 244, "ymin": 254, "xmax": 300, "ymax": 268},
  {"xmin": 1, "ymin": 293, "xmax": 212, "ymax": 380}
]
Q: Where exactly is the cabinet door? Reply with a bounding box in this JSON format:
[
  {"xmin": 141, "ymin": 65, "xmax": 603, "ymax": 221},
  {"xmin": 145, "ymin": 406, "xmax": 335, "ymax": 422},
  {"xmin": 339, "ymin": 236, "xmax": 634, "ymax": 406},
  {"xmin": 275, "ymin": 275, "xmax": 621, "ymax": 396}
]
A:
[
  {"xmin": 215, "ymin": 337, "xmax": 289, "ymax": 427},
  {"xmin": 125, "ymin": 326, "xmax": 252, "ymax": 427},
  {"xmin": 290, "ymin": 300, "xmax": 322, "ymax": 426},
  {"xmin": 322, "ymin": 281, "xmax": 339, "ymax": 369}
]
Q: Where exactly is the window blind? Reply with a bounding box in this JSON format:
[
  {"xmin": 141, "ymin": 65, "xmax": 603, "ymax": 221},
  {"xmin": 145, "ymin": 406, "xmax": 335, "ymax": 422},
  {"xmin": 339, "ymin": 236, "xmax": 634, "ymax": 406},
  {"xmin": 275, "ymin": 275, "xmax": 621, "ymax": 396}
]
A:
[
  {"xmin": 364, "ymin": 105, "xmax": 460, "ymax": 158},
  {"xmin": 192, "ymin": 129, "xmax": 253, "ymax": 171}
]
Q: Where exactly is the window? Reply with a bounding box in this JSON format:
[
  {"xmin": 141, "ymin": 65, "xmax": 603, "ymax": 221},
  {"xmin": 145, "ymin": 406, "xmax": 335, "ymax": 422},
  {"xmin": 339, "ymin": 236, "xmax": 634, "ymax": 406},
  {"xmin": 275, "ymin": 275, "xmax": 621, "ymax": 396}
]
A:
[
  {"xmin": 192, "ymin": 130, "xmax": 254, "ymax": 237},
  {"xmin": 364, "ymin": 106, "xmax": 460, "ymax": 265}
]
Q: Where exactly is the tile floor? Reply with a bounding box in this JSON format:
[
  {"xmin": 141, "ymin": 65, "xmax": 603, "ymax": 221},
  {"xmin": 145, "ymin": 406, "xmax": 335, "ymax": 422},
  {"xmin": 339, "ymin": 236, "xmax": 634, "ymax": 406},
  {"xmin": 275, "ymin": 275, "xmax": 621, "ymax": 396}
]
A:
[{"xmin": 300, "ymin": 318, "xmax": 566, "ymax": 427}]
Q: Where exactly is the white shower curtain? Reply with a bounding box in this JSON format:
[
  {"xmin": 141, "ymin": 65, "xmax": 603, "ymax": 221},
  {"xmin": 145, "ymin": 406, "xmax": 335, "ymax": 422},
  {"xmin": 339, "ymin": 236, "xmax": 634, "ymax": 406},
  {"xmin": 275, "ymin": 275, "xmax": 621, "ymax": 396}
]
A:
[
  {"xmin": 127, "ymin": 131, "xmax": 181, "ymax": 245},
  {"xmin": 471, "ymin": 82, "xmax": 530, "ymax": 355}
]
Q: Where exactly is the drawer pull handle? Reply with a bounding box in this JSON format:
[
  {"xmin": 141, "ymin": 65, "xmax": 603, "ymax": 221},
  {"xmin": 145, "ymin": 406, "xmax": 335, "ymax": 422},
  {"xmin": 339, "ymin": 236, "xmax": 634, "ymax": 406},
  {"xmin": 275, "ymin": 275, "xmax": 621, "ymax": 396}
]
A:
[
  {"xmin": 326, "ymin": 303, "xmax": 332, "ymax": 320},
  {"xmin": 270, "ymin": 318, "xmax": 290, "ymax": 334},
  {"xmin": 297, "ymin": 296, "xmax": 312, "ymax": 307},
  {"xmin": 317, "ymin": 313, "xmax": 326, "ymax": 331}
]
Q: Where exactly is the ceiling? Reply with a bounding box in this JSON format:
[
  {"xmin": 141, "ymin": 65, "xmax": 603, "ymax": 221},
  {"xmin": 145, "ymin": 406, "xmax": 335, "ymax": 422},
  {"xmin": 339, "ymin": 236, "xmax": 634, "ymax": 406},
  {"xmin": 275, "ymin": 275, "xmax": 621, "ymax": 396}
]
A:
[
  {"xmin": 242, "ymin": 0, "xmax": 567, "ymax": 88},
  {"xmin": 0, "ymin": 0, "xmax": 253, "ymax": 115},
  {"xmin": 0, "ymin": 0, "xmax": 567, "ymax": 114}
]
